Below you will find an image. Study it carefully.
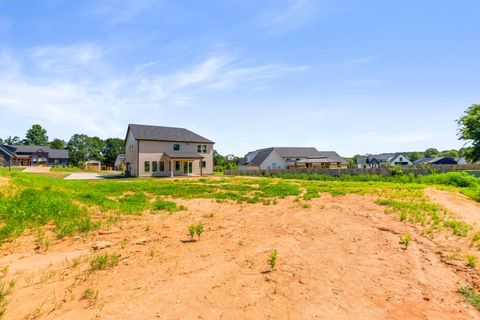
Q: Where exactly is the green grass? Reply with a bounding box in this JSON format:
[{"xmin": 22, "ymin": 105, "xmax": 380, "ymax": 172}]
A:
[
  {"xmin": 459, "ymin": 286, "xmax": 480, "ymax": 310},
  {"xmin": 153, "ymin": 200, "xmax": 186, "ymax": 213},
  {"xmin": 0, "ymin": 168, "xmax": 479, "ymax": 246},
  {"xmin": 0, "ymin": 280, "xmax": 15, "ymax": 318},
  {"xmin": 90, "ymin": 253, "xmax": 120, "ymax": 271}
]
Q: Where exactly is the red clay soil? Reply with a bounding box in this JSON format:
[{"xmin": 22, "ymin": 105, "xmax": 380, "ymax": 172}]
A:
[
  {"xmin": 425, "ymin": 188, "xmax": 480, "ymax": 227},
  {"xmin": 1, "ymin": 194, "xmax": 479, "ymax": 320}
]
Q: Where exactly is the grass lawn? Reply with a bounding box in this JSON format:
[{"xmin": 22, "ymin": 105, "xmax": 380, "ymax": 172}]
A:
[{"xmin": 0, "ymin": 168, "xmax": 479, "ymax": 245}]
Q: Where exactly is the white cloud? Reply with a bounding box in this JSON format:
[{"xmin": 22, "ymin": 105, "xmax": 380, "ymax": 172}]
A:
[
  {"xmin": 257, "ymin": 0, "xmax": 321, "ymax": 36},
  {"xmin": 29, "ymin": 44, "xmax": 104, "ymax": 73},
  {"xmin": 0, "ymin": 45, "xmax": 309, "ymax": 139}
]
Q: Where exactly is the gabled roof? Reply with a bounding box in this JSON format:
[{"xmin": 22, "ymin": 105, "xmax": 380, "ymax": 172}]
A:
[
  {"xmin": 4, "ymin": 145, "xmax": 69, "ymax": 159},
  {"xmin": 240, "ymin": 147, "xmax": 347, "ymax": 166},
  {"xmin": 128, "ymin": 124, "xmax": 214, "ymax": 144},
  {"xmin": 274, "ymin": 147, "xmax": 322, "ymax": 158}
]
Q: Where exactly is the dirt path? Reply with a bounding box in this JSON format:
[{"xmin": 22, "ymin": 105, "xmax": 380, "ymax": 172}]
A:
[
  {"xmin": 1, "ymin": 195, "xmax": 479, "ymax": 319},
  {"xmin": 23, "ymin": 166, "xmax": 51, "ymax": 173},
  {"xmin": 425, "ymin": 188, "xmax": 480, "ymax": 227}
]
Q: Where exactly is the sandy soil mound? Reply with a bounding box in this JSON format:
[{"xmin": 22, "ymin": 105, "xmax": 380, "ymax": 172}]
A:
[
  {"xmin": 1, "ymin": 195, "xmax": 479, "ymax": 319},
  {"xmin": 425, "ymin": 188, "xmax": 480, "ymax": 227}
]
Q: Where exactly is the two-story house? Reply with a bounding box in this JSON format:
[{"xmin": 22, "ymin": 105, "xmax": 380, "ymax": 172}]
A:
[{"xmin": 124, "ymin": 124, "xmax": 215, "ymax": 177}]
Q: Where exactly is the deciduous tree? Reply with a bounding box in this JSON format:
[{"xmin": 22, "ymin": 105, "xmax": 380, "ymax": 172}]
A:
[
  {"xmin": 25, "ymin": 124, "xmax": 48, "ymax": 145},
  {"xmin": 458, "ymin": 104, "xmax": 480, "ymax": 162}
]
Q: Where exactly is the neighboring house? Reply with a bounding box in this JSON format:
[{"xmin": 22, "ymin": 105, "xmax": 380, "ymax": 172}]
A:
[
  {"xmin": 413, "ymin": 157, "xmax": 458, "ymax": 165},
  {"xmin": 357, "ymin": 153, "xmax": 412, "ymax": 168},
  {"xmin": 238, "ymin": 147, "xmax": 347, "ymax": 170},
  {"xmin": 0, "ymin": 145, "xmax": 68, "ymax": 166},
  {"xmin": 114, "ymin": 154, "xmax": 126, "ymax": 170},
  {"xmin": 125, "ymin": 124, "xmax": 214, "ymax": 177}
]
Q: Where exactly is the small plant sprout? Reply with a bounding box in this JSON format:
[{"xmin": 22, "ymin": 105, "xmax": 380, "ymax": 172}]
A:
[
  {"xmin": 467, "ymin": 255, "xmax": 477, "ymax": 268},
  {"xmin": 188, "ymin": 224, "xmax": 196, "ymax": 240},
  {"xmin": 399, "ymin": 234, "xmax": 411, "ymax": 249},
  {"xmin": 268, "ymin": 250, "xmax": 278, "ymax": 270},
  {"xmin": 195, "ymin": 223, "xmax": 204, "ymax": 240}
]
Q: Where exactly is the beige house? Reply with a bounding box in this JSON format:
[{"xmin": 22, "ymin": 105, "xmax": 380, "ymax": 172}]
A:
[
  {"xmin": 238, "ymin": 147, "xmax": 347, "ymax": 171},
  {"xmin": 125, "ymin": 124, "xmax": 214, "ymax": 177}
]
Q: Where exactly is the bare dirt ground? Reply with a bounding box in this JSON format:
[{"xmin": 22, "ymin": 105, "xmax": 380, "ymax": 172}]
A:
[
  {"xmin": 22, "ymin": 167, "xmax": 51, "ymax": 173},
  {"xmin": 426, "ymin": 188, "xmax": 480, "ymax": 227},
  {"xmin": 1, "ymin": 193, "xmax": 480, "ymax": 319}
]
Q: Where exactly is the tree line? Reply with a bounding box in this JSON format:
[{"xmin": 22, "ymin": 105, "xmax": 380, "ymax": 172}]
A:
[{"xmin": 0, "ymin": 124, "xmax": 125, "ymax": 167}]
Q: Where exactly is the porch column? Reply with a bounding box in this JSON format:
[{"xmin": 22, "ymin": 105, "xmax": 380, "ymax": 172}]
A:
[
  {"xmin": 200, "ymin": 159, "xmax": 203, "ymax": 176},
  {"xmin": 170, "ymin": 159, "xmax": 174, "ymax": 177}
]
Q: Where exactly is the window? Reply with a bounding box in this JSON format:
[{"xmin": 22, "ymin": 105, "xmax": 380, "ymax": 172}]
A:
[
  {"xmin": 152, "ymin": 161, "xmax": 158, "ymax": 172},
  {"xmin": 197, "ymin": 144, "xmax": 208, "ymax": 153},
  {"xmin": 175, "ymin": 161, "xmax": 180, "ymax": 171},
  {"xmin": 201, "ymin": 160, "xmax": 206, "ymax": 168},
  {"xmin": 173, "ymin": 144, "xmax": 180, "ymax": 151},
  {"xmin": 159, "ymin": 161, "xmax": 165, "ymax": 171},
  {"xmin": 144, "ymin": 161, "xmax": 150, "ymax": 172}
]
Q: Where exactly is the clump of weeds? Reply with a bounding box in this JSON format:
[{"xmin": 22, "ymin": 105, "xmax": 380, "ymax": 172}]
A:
[
  {"xmin": 399, "ymin": 234, "xmax": 411, "ymax": 249},
  {"xmin": 268, "ymin": 250, "xmax": 278, "ymax": 271},
  {"xmin": 89, "ymin": 253, "xmax": 119, "ymax": 271}
]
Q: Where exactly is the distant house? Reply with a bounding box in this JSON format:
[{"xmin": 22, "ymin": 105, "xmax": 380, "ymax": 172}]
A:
[
  {"xmin": 0, "ymin": 145, "xmax": 68, "ymax": 166},
  {"xmin": 125, "ymin": 124, "xmax": 214, "ymax": 177},
  {"xmin": 238, "ymin": 147, "xmax": 347, "ymax": 171},
  {"xmin": 413, "ymin": 157, "xmax": 458, "ymax": 165},
  {"xmin": 357, "ymin": 153, "xmax": 411, "ymax": 168},
  {"xmin": 114, "ymin": 154, "xmax": 126, "ymax": 170}
]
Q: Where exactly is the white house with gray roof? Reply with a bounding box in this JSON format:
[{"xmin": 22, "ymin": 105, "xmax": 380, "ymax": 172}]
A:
[
  {"xmin": 125, "ymin": 124, "xmax": 214, "ymax": 177},
  {"xmin": 238, "ymin": 147, "xmax": 347, "ymax": 171},
  {"xmin": 356, "ymin": 153, "xmax": 411, "ymax": 168}
]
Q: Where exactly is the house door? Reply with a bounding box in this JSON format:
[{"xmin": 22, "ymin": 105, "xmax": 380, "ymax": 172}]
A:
[{"xmin": 183, "ymin": 161, "xmax": 193, "ymax": 174}]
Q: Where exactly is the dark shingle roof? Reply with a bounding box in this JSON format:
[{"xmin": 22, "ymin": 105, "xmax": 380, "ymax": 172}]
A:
[
  {"xmin": 240, "ymin": 147, "xmax": 347, "ymax": 166},
  {"xmin": 6, "ymin": 145, "xmax": 68, "ymax": 159},
  {"xmin": 248, "ymin": 148, "xmax": 275, "ymax": 166},
  {"xmin": 274, "ymin": 147, "xmax": 321, "ymax": 158},
  {"xmin": 128, "ymin": 124, "xmax": 214, "ymax": 144}
]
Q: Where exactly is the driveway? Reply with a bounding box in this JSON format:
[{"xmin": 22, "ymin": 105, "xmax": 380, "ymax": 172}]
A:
[
  {"xmin": 64, "ymin": 172, "xmax": 122, "ymax": 180},
  {"xmin": 23, "ymin": 167, "xmax": 51, "ymax": 173}
]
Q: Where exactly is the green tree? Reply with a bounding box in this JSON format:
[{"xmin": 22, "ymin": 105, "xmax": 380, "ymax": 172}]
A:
[
  {"xmin": 0, "ymin": 137, "xmax": 3, "ymax": 144},
  {"xmin": 25, "ymin": 124, "xmax": 48, "ymax": 145},
  {"xmin": 87, "ymin": 136, "xmax": 105, "ymax": 162},
  {"xmin": 458, "ymin": 104, "xmax": 480, "ymax": 162},
  {"xmin": 103, "ymin": 138, "xmax": 125, "ymax": 166},
  {"xmin": 67, "ymin": 134, "xmax": 90, "ymax": 166},
  {"xmin": 406, "ymin": 152, "xmax": 421, "ymax": 162},
  {"xmin": 49, "ymin": 138, "xmax": 66, "ymax": 150},
  {"xmin": 424, "ymin": 148, "xmax": 440, "ymax": 158},
  {"xmin": 4, "ymin": 136, "xmax": 21, "ymax": 145},
  {"xmin": 441, "ymin": 149, "xmax": 460, "ymax": 158}
]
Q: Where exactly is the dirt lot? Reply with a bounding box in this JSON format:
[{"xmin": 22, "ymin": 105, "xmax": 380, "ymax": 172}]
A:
[{"xmin": 1, "ymin": 192, "xmax": 479, "ymax": 319}]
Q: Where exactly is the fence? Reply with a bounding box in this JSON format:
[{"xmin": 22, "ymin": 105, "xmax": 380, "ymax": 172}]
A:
[{"xmin": 224, "ymin": 164, "xmax": 480, "ymax": 177}]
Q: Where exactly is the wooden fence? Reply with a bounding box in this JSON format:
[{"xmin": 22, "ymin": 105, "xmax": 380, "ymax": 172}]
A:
[{"xmin": 224, "ymin": 164, "xmax": 480, "ymax": 177}]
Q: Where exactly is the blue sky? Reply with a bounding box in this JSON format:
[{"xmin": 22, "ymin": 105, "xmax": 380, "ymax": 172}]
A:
[{"xmin": 0, "ymin": 0, "xmax": 479, "ymax": 156}]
